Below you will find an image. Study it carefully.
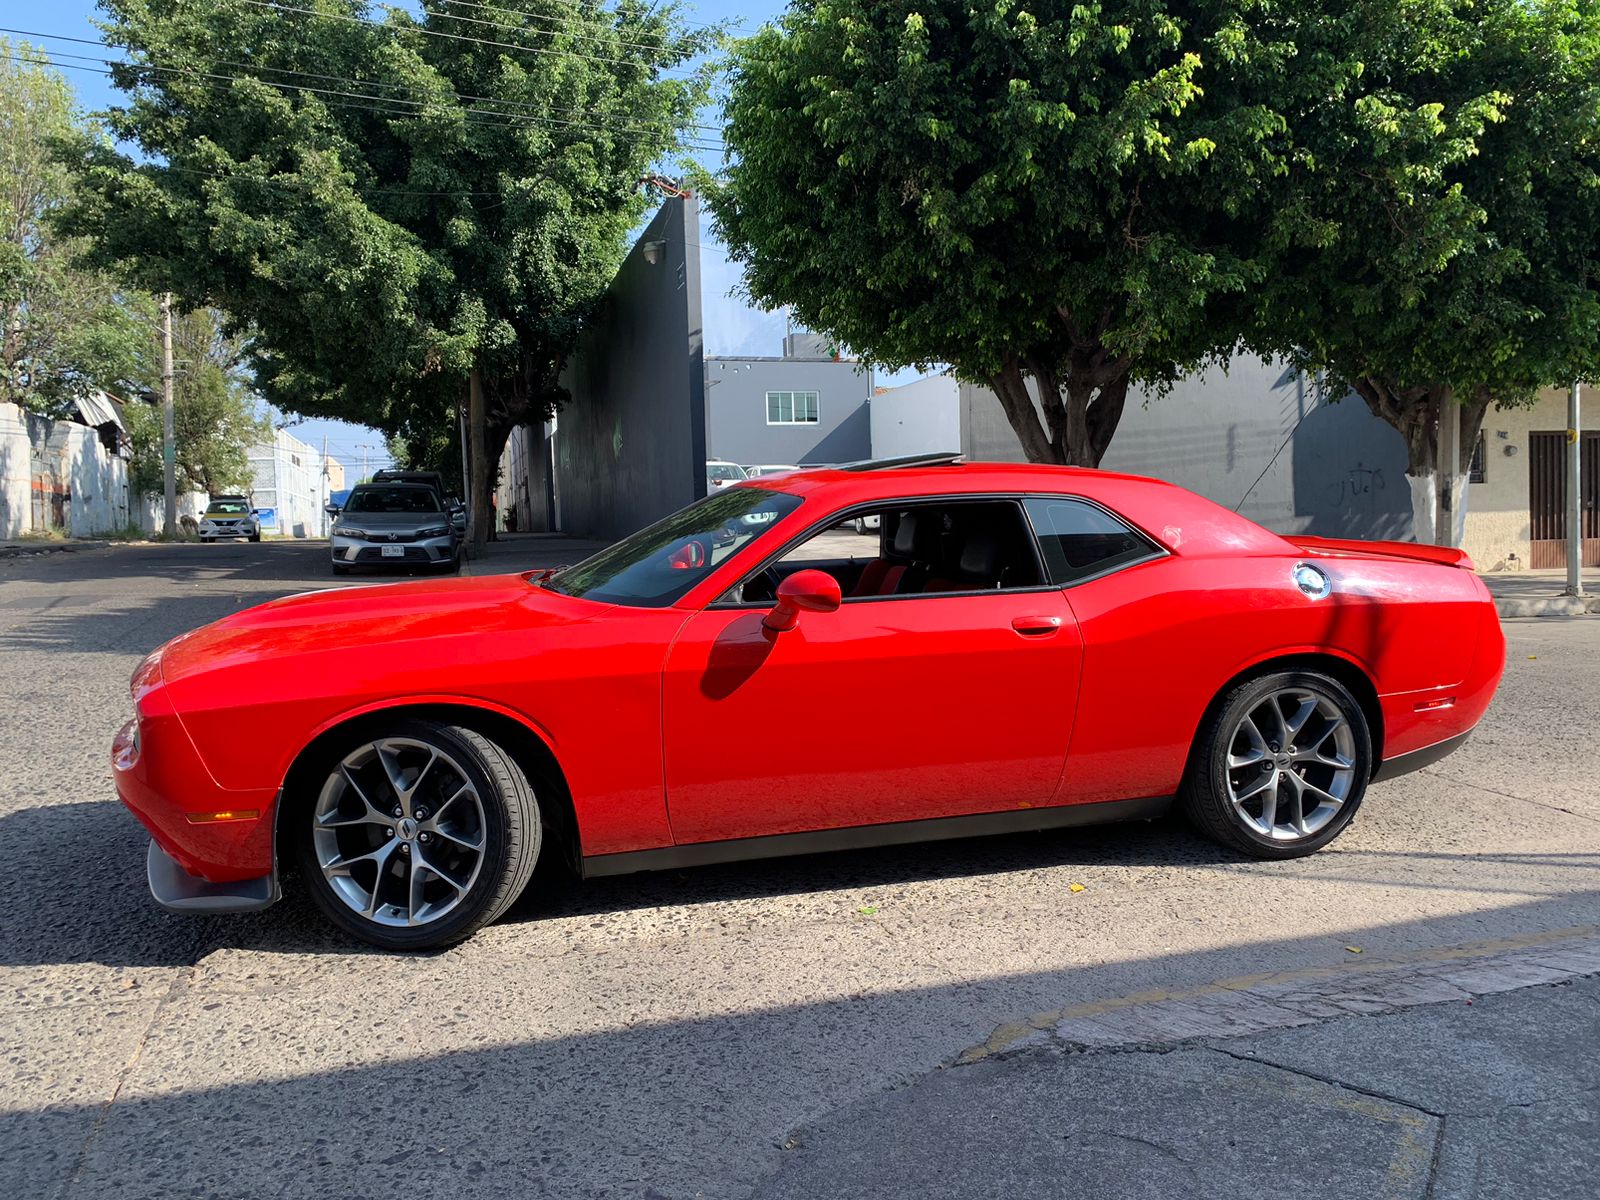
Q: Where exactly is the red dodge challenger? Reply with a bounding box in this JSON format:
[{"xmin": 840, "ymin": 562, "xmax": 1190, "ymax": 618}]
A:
[{"xmin": 113, "ymin": 457, "xmax": 1504, "ymax": 949}]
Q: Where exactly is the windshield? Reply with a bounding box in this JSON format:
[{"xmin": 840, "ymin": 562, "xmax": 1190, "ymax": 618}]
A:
[
  {"xmin": 346, "ymin": 487, "xmax": 441, "ymax": 514},
  {"xmin": 205, "ymin": 501, "xmax": 249, "ymax": 515},
  {"xmin": 706, "ymin": 463, "xmax": 747, "ymax": 483},
  {"xmin": 544, "ymin": 487, "xmax": 803, "ymax": 607}
]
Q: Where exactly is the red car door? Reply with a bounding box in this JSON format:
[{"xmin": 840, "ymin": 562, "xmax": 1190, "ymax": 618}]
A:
[{"xmin": 661, "ymin": 587, "xmax": 1083, "ymax": 845}]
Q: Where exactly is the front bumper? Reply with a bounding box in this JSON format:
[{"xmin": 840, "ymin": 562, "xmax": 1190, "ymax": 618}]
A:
[
  {"xmin": 147, "ymin": 839, "xmax": 279, "ymax": 912},
  {"xmin": 199, "ymin": 523, "xmax": 255, "ymax": 539},
  {"xmin": 331, "ymin": 531, "xmax": 456, "ymax": 566}
]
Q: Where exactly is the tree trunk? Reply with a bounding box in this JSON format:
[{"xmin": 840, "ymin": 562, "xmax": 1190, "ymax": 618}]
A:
[
  {"xmin": 1352, "ymin": 378, "xmax": 1493, "ymax": 549},
  {"xmin": 985, "ymin": 345, "xmax": 1133, "ymax": 468},
  {"xmin": 467, "ymin": 366, "xmax": 490, "ymax": 555}
]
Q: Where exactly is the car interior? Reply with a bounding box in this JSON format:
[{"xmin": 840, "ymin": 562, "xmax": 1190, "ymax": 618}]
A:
[{"xmin": 734, "ymin": 500, "xmax": 1045, "ymax": 604}]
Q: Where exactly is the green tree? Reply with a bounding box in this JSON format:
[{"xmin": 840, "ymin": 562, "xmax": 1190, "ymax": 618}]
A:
[
  {"xmin": 123, "ymin": 305, "xmax": 270, "ymax": 497},
  {"xmin": 61, "ymin": 0, "xmax": 714, "ymax": 544},
  {"xmin": 0, "ymin": 40, "xmax": 146, "ymax": 417},
  {"xmin": 707, "ymin": 1, "xmax": 1341, "ymax": 466},
  {"xmin": 1254, "ymin": 0, "xmax": 1600, "ymax": 545}
]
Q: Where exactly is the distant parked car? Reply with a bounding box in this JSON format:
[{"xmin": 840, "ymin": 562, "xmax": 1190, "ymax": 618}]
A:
[
  {"xmin": 369, "ymin": 468, "xmax": 467, "ymax": 535},
  {"xmin": 328, "ymin": 482, "xmax": 460, "ymax": 575},
  {"xmin": 198, "ymin": 496, "xmax": 260, "ymax": 543},
  {"xmin": 706, "ymin": 460, "xmax": 748, "ymax": 490},
  {"xmin": 745, "ymin": 464, "xmax": 799, "ymax": 478}
]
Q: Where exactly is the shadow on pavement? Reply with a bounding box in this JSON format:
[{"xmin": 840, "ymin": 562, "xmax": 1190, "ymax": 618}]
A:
[{"xmin": 6, "ymin": 886, "xmax": 1599, "ymax": 1200}]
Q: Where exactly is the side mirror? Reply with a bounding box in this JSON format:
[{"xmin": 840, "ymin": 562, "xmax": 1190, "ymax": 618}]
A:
[
  {"xmin": 324, "ymin": 504, "xmax": 341, "ymax": 517},
  {"xmin": 763, "ymin": 568, "xmax": 843, "ymax": 633}
]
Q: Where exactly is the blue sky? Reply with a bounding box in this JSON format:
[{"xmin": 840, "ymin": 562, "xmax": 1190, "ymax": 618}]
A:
[{"xmin": 5, "ymin": 0, "xmax": 852, "ymax": 469}]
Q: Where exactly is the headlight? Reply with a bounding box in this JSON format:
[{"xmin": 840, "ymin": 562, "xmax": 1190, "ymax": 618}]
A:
[
  {"xmin": 418, "ymin": 525, "xmax": 449, "ymax": 538},
  {"xmin": 336, "ymin": 525, "xmax": 367, "ymax": 540}
]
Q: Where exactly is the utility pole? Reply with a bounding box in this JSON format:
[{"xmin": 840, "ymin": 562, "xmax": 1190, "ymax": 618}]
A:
[
  {"xmin": 160, "ymin": 293, "xmax": 177, "ymax": 535},
  {"xmin": 322, "ymin": 433, "xmax": 329, "ymax": 537},
  {"xmin": 1567, "ymin": 381, "xmax": 1584, "ymax": 597}
]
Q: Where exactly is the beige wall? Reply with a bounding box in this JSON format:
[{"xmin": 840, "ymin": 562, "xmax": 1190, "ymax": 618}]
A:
[{"xmin": 1462, "ymin": 388, "xmax": 1571, "ymax": 570}]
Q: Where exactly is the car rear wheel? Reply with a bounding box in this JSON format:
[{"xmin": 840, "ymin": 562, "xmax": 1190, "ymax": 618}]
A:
[
  {"xmin": 1181, "ymin": 670, "xmax": 1370, "ymax": 859},
  {"xmin": 292, "ymin": 720, "xmax": 541, "ymax": 950}
]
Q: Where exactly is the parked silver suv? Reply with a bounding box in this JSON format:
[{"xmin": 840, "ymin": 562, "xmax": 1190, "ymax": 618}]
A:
[
  {"xmin": 329, "ymin": 483, "xmax": 460, "ymax": 575},
  {"xmin": 198, "ymin": 496, "xmax": 261, "ymax": 543}
]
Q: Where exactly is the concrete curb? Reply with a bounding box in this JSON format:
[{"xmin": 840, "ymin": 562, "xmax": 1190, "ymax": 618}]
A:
[
  {"xmin": 957, "ymin": 925, "xmax": 1600, "ymax": 1063},
  {"xmin": 1495, "ymin": 595, "xmax": 1600, "ymax": 618}
]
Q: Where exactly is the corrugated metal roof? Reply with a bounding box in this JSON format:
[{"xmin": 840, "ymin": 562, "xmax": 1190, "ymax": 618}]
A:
[{"xmin": 74, "ymin": 391, "xmax": 125, "ymax": 430}]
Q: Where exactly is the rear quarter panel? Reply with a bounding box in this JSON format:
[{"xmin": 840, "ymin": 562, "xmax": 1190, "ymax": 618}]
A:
[{"xmin": 1058, "ymin": 551, "xmax": 1498, "ymax": 804}]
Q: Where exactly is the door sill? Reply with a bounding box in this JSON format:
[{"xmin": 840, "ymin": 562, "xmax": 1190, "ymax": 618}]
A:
[{"xmin": 581, "ymin": 795, "xmax": 1171, "ymax": 878}]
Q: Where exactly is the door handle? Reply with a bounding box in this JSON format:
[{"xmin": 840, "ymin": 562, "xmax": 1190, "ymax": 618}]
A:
[{"xmin": 1011, "ymin": 615, "xmax": 1063, "ymax": 636}]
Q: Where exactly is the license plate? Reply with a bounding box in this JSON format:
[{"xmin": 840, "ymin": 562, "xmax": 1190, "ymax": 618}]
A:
[{"xmin": 380, "ymin": 545, "xmax": 405, "ymax": 558}]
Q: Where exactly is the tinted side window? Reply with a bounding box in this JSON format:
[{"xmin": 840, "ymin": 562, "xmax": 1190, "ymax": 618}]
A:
[{"xmin": 1024, "ymin": 497, "xmax": 1157, "ymax": 585}]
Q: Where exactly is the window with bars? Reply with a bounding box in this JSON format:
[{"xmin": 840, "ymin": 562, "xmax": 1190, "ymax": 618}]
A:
[
  {"xmin": 766, "ymin": 391, "xmax": 820, "ymax": 424},
  {"xmin": 1469, "ymin": 433, "xmax": 1486, "ymax": 484}
]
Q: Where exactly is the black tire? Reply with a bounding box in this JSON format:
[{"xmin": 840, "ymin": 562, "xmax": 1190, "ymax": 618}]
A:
[
  {"xmin": 332, "ymin": 562, "xmax": 351, "ymax": 576},
  {"xmin": 1181, "ymin": 670, "xmax": 1371, "ymax": 859},
  {"xmin": 249, "ymin": 532, "xmax": 261, "ymax": 543},
  {"xmin": 201, "ymin": 536, "xmax": 214, "ymax": 544},
  {"xmin": 292, "ymin": 719, "xmax": 541, "ymax": 950}
]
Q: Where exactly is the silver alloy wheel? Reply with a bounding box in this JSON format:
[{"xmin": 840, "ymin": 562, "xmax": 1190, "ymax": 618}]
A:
[
  {"xmin": 312, "ymin": 737, "xmax": 487, "ymax": 928},
  {"xmin": 1224, "ymin": 687, "xmax": 1357, "ymax": 841}
]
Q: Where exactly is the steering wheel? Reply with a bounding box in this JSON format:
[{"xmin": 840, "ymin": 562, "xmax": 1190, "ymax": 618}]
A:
[{"xmin": 668, "ymin": 538, "xmax": 709, "ymax": 570}]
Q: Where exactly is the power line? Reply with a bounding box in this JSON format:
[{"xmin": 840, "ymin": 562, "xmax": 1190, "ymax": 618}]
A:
[
  {"xmin": 392, "ymin": 0, "xmax": 718, "ymax": 59},
  {"xmin": 1, "ymin": 39, "xmax": 724, "ymax": 150},
  {"xmin": 1, "ymin": 27, "xmax": 725, "ymax": 146},
  {"xmin": 237, "ymin": 0, "xmax": 705, "ymax": 79}
]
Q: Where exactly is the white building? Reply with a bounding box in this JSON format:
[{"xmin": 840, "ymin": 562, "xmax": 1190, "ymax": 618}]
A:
[{"xmin": 248, "ymin": 428, "xmax": 339, "ymax": 538}]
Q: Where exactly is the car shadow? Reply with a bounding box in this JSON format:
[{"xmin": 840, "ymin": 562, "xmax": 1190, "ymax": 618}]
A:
[{"xmin": 0, "ymin": 799, "xmax": 1242, "ymax": 969}]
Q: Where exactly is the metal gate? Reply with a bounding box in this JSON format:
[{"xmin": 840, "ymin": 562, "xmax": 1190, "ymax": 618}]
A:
[{"xmin": 1529, "ymin": 431, "xmax": 1600, "ymax": 568}]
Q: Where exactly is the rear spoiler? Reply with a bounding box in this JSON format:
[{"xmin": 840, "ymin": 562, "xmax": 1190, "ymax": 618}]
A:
[{"xmin": 1290, "ymin": 536, "xmax": 1476, "ymax": 571}]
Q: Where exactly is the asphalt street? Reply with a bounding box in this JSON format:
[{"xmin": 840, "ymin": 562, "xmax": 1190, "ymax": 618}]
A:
[{"xmin": 1, "ymin": 538, "xmax": 1598, "ymax": 1199}]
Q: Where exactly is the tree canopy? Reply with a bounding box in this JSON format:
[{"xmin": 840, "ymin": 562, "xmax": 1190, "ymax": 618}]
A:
[
  {"xmin": 708, "ymin": 1, "xmax": 1342, "ymax": 466},
  {"xmin": 61, "ymin": 0, "xmax": 716, "ymax": 538},
  {"xmin": 0, "ymin": 40, "xmax": 147, "ymax": 419},
  {"xmin": 1255, "ymin": 0, "xmax": 1600, "ymax": 541}
]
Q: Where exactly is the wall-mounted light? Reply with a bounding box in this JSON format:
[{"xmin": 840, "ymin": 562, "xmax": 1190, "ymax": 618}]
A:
[
  {"xmin": 641, "ymin": 240, "xmax": 666, "ymax": 266},
  {"xmin": 1504, "ymin": 443, "xmax": 1519, "ymax": 457}
]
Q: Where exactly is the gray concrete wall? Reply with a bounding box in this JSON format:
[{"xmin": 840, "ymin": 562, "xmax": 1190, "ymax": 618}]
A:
[
  {"xmin": 705, "ymin": 356, "xmax": 872, "ymax": 466},
  {"xmin": 956, "ymin": 356, "xmax": 1414, "ymax": 541},
  {"xmin": 553, "ymin": 197, "xmax": 706, "ymax": 541},
  {"xmin": 872, "ymin": 374, "xmax": 962, "ymax": 460}
]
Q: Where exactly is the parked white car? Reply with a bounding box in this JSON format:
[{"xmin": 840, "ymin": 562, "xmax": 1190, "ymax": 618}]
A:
[
  {"xmin": 706, "ymin": 460, "xmax": 749, "ymax": 490},
  {"xmin": 744, "ymin": 464, "xmax": 799, "ymax": 478},
  {"xmin": 198, "ymin": 496, "xmax": 261, "ymax": 543}
]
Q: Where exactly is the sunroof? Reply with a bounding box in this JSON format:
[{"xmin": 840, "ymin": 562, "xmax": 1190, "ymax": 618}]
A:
[{"xmin": 835, "ymin": 452, "xmax": 964, "ymax": 472}]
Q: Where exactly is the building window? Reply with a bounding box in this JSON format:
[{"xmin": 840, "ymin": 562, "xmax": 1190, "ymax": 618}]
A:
[
  {"xmin": 1469, "ymin": 433, "xmax": 1486, "ymax": 484},
  {"xmin": 766, "ymin": 391, "xmax": 819, "ymax": 425}
]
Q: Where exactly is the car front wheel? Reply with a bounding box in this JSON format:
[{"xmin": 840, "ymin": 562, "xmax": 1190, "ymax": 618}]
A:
[
  {"xmin": 292, "ymin": 720, "xmax": 541, "ymax": 950},
  {"xmin": 1181, "ymin": 670, "xmax": 1370, "ymax": 859}
]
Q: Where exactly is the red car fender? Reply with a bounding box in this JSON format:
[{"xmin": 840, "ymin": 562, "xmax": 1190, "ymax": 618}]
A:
[{"xmin": 271, "ymin": 691, "xmax": 566, "ymax": 805}]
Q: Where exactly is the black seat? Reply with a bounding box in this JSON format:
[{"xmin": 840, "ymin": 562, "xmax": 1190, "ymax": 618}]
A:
[{"xmin": 923, "ymin": 527, "xmax": 1004, "ymax": 591}]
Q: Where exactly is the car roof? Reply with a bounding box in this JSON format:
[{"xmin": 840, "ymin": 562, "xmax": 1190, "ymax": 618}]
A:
[
  {"xmin": 736, "ymin": 460, "xmax": 1291, "ymax": 557},
  {"xmin": 352, "ymin": 481, "xmax": 432, "ymax": 491}
]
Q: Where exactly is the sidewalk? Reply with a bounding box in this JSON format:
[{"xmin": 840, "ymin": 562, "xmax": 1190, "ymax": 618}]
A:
[
  {"xmin": 757, "ymin": 929, "xmax": 1600, "ymax": 1199},
  {"xmin": 0, "ymin": 537, "xmax": 109, "ymax": 559},
  {"xmin": 1480, "ymin": 569, "xmax": 1600, "ymax": 618}
]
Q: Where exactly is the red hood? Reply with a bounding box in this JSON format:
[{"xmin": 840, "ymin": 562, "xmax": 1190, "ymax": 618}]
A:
[{"xmin": 159, "ymin": 572, "xmax": 611, "ymax": 682}]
